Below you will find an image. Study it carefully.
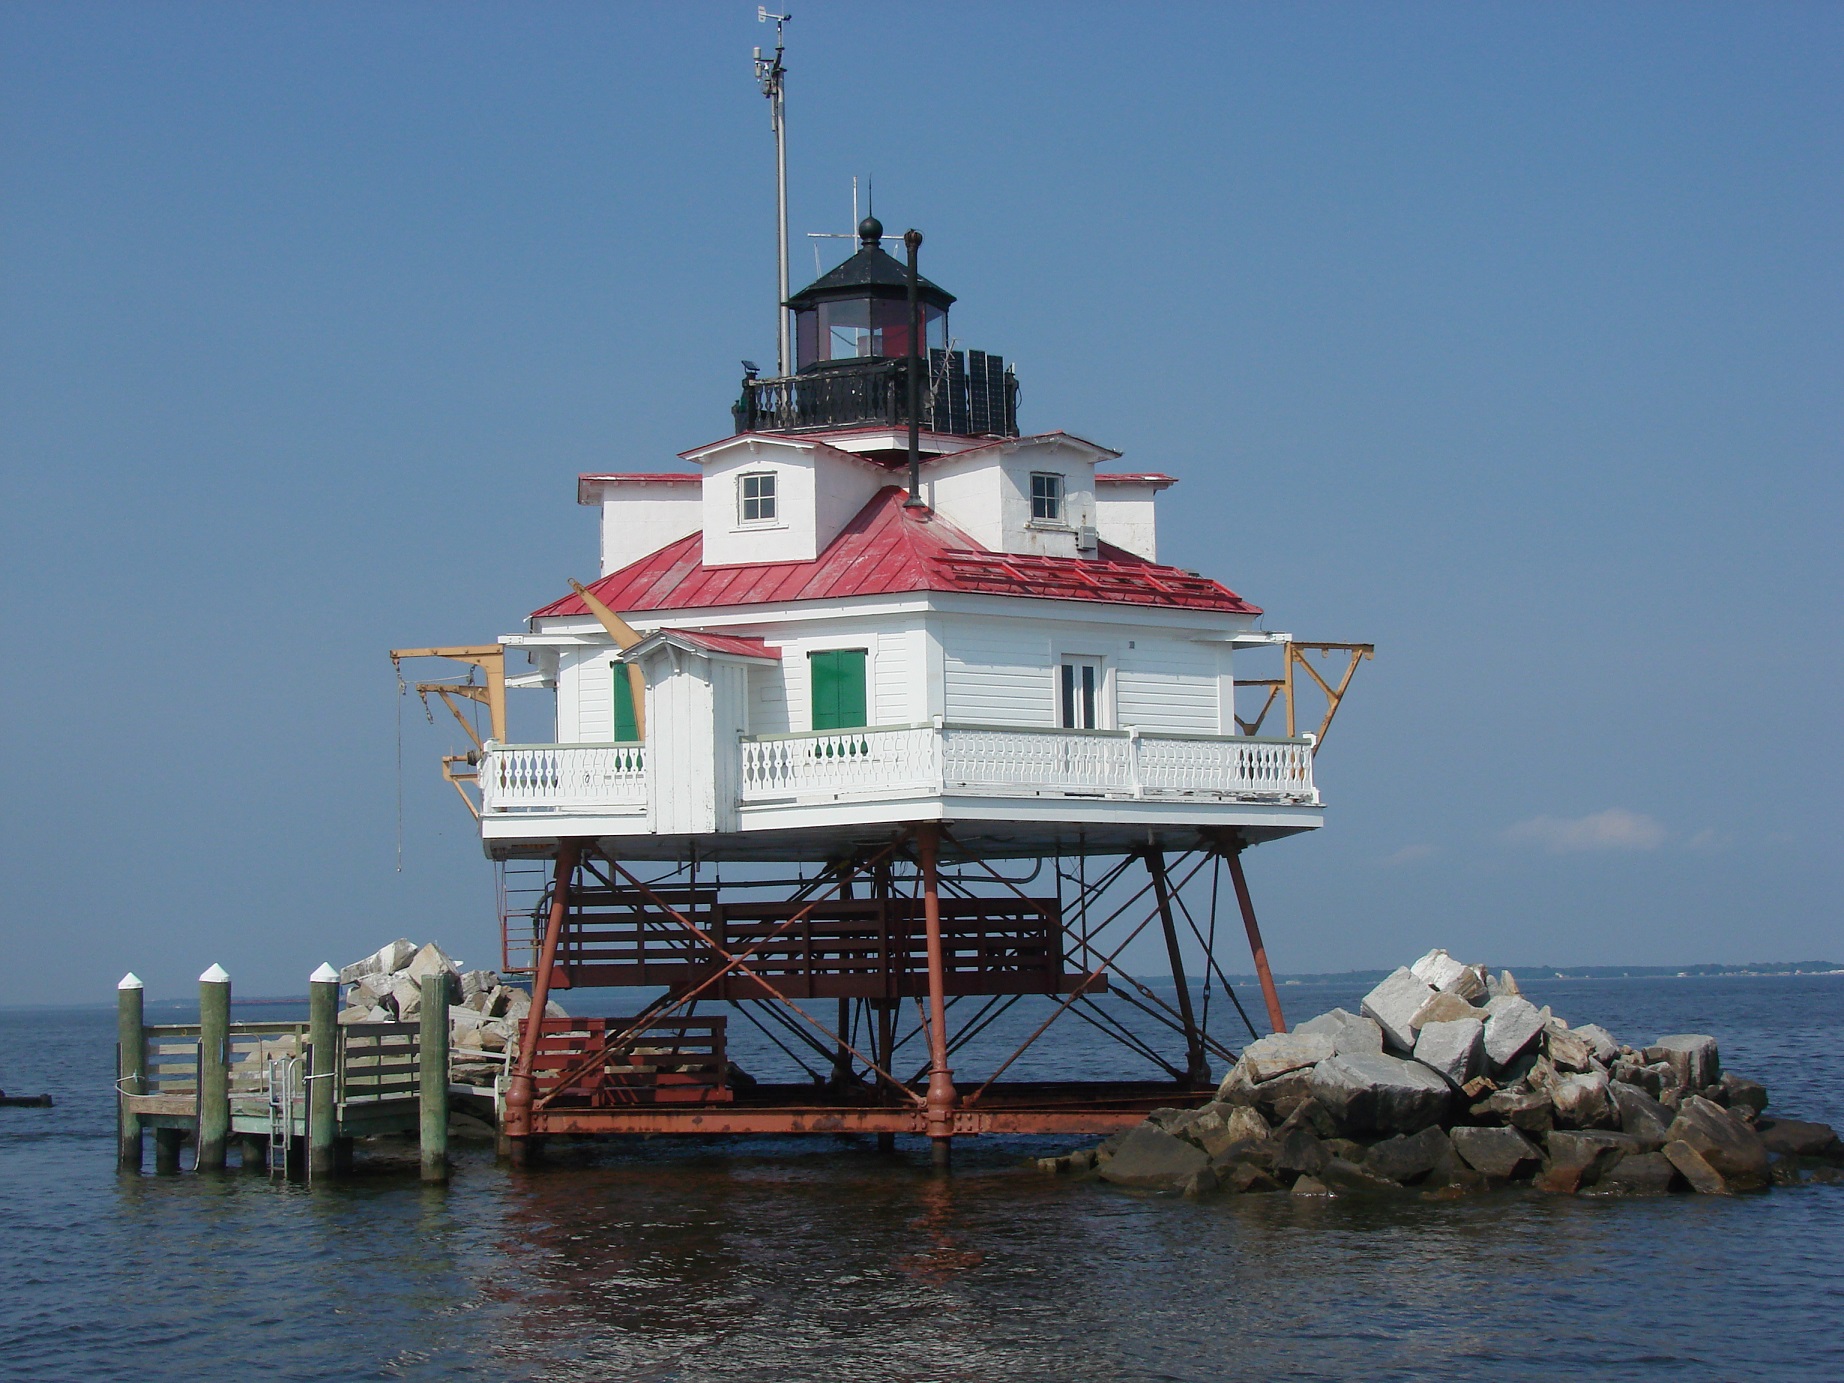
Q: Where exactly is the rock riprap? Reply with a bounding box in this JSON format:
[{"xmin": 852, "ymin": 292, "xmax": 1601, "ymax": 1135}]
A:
[
  {"xmin": 335, "ymin": 938, "xmax": 565, "ymax": 1086},
  {"xmin": 1038, "ymin": 947, "xmax": 1843, "ymax": 1200}
]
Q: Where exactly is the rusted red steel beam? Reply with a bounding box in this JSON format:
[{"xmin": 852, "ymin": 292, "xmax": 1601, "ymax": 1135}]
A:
[
  {"xmin": 528, "ymin": 1105, "xmax": 1164, "ymax": 1138},
  {"xmin": 504, "ymin": 839, "xmax": 582, "ymax": 1140},
  {"xmin": 1223, "ymin": 844, "xmax": 1287, "ymax": 1034},
  {"xmin": 915, "ymin": 824, "xmax": 959, "ymax": 1164}
]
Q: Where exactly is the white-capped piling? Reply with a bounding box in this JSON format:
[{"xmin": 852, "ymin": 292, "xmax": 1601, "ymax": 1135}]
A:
[
  {"xmin": 308, "ymin": 962, "xmax": 339, "ymax": 1177},
  {"xmin": 196, "ymin": 963, "xmax": 231, "ymax": 1171},
  {"xmin": 116, "ymin": 973, "xmax": 144, "ymax": 1170}
]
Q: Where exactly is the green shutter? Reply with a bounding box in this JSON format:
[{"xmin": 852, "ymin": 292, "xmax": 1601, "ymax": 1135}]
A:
[
  {"xmin": 809, "ymin": 649, "xmax": 867, "ymax": 730},
  {"xmin": 611, "ymin": 664, "xmax": 640, "ymax": 742}
]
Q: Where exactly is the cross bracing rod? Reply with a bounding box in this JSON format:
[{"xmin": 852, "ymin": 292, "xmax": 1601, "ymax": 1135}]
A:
[
  {"xmin": 962, "ymin": 857, "xmax": 1208, "ymax": 1105},
  {"xmin": 925, "ymin": 844, "xmax": 1237, "ymax": 1077},
  {"xmin": 548, "ymin": 851, "xmax": 923, "ymax": 1107}
]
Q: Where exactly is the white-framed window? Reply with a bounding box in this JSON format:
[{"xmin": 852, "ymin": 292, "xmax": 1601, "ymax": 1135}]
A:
[
  {"xmin": 1030, "ymin": 472, "xmax": 1064, "ymax": 523},
  {"xmin": 739, "ymin": 471, "xmax": 777, "ymax": 524},
  {"xmin": 1059, "ymin": 656, "xmax": 1104, "ymax": 730}
]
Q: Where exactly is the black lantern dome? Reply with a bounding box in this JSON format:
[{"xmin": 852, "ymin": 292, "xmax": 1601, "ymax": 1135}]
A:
[
  {"xmin": 734, "ymin": 224, "xmax": 1018, "ymax": 439},
  {"xmin": 786, "ymin": 219, "xmax": 954, "ymax": 372}
]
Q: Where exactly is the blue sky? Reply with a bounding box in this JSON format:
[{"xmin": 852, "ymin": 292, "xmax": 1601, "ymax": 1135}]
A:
[{"xmin": 2, "ymin": 3, "xmax": 1838, "ymax": 999}]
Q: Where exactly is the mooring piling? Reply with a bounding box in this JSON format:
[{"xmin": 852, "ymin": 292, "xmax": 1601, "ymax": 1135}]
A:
[
  {"xmin": 308, "ymin": 962, "xmax": 339, "ymax": 1177},
  {"xmin": 196, "ymin": 964, "xmax": 231, "ymax": 1171},
  {"xmin": 419, "ymin": 972, "xmax": 449, "ymax": 1182},
  {"xmin": 116, "ymin": 973, "xmax": 145, "ymax": 1170}
]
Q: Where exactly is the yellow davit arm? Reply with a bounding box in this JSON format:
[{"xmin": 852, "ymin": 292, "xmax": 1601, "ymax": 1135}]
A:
[{"xmin": 568, "ymin": 579, "xmax": 648, "ymax": 741}]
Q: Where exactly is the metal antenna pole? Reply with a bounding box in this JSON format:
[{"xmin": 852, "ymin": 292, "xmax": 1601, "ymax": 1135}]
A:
[
  {"xmin": 904, "ymin": 228, "xmax": 925, "ymax": 506},
  {"xmin": 755, "ymin": 11, "xmax": 792, "ymax": 376}
]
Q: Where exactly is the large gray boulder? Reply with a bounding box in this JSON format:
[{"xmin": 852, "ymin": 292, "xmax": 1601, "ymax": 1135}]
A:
[
  {"xmin": 1549, "ymin": 1071, "xmax": 1617, "ymax": 1129},
  {"xmin": 1097, "ymin": 1124, "xmax": 1209, "ymax": 1191},
  {"xmin": 1471, "ymin": 1084, "xmax": 1554, "ymax": 1134},
  {"xmin": 1663, "ymin": 1139, "xmax": 1730, "ymax": 1195},
  {"xmin": 1364, "ymin": 1125, "xmax": 1454, "ymax": 1185},
  {"xmin": 1409, "ymin": 948, "xmax": 1470, "ymax": 991},
  {"xmin": 1666, "ymin": 1095, "xmax": 1769, "ymax": 1189},
  {"xmin": 1236, "ymin": 1031, "xmax": 1336, "ymax": 1084},
  {"xmin": 1411, "ymin": 991, "xmax": 1483, "ymax": 1030},
  {"xmin": 1716, "ymin": 1073, "xmax": 1769, "ymax": 1117},
  {"xmin": 1483, "ymin": 995, "xmax": 1548, "ymax": 1069},
  {"xmin": 1647, "ymin": 1034, "xmax": 1720, "ymax": 1089},
  {"xmin": 405, "ymin": 941, "xmax": 460, "ymax": 985},
  {"xmin": 1414, "ymin": 1016, "xmax": 1485, "ymax": 1088},
  {"xmin": 1361, "ymin": 968, "xmax": 1438, "ymax": 1052},
  {"xmin": 1610, "ymin": 1082, "xmax": 1674, "ymax": 1149},
  {"xmin": 1573, "ymin": 1023, "xmax": 1621, "ymax": 1064},
  {"xmin": 1539, "ymin": 1131, "xmax": 1642, "ymax": 1193},
  {"xmin": 1756, "ymin": 1118, "xmax": 1843, "ymax": 1162},
  {"xmin": 339, "ymin": 938, "xmax": 416, "ymax": 985},
  {"xmin": 1591, "ymin": 1150, "xmax": 1677, "ymax": 1196},
  {"xmin": 1309, "ymin": 1052, "xmax": 1451, "ymax": 1135},
  {"xmin": 1293, "ymin": 1008, "xmax": 1385, "ymax": 1056},
  {"xmin": 1543, "ymin": 1022, "xmax": 1596, "ymax": 1074},
  {"xmin": 1450, "ymin": 1125, "xmax": 1543, "ymax": 1179}
]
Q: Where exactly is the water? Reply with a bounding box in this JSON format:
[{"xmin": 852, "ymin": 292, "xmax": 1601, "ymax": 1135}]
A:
[{"xmin": 3, "ymin": 975, "xmax": 1841, "ymax": 1381}]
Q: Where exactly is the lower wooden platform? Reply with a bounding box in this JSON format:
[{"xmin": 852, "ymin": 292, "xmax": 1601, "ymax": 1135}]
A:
[{"xmin": 526, "ymin": 1080, "xmax": 1212, "ymax": 1138}]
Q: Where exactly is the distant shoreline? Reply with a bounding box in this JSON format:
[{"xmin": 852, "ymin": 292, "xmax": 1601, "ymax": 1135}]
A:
[
  {"xmin": 1252, "ymin": 964, "xmax": 1844, "ymax": 987},
  {"xmin": 4, "ymin": 964, "xmax": 1840, "ymax": 1010}
]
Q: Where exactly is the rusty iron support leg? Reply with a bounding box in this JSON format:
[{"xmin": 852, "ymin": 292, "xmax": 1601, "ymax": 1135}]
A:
[
  {"xmin": 505, "ymin": 839, "xmax": 582, "ymax": 1158},
  {"xmin": 915, "ymin": 825, "xmax": 957, "ymax": 1168},
  {"xmin": 1224, "ymin": 845, "xmax": 1286, "ymax": 1034},
  {"xmin": 1145, "ymin": 850, "xmax": 1211, "ymax": 1088}
]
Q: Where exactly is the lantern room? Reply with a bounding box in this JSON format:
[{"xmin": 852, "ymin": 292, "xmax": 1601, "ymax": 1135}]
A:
[{"xmin": 788, "ymin": 217, "xmax": 952, "ymax": 370}]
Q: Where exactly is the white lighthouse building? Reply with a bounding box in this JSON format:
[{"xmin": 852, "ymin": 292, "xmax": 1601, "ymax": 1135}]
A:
[{"xmin": 397, "ymin": 215, "xmax": 1366, "ymax": 1164}]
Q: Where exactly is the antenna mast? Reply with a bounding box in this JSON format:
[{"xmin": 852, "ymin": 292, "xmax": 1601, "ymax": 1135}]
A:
[{"xmin": 755, "ymin": 9, "xmax": 792, "ymax": 377}]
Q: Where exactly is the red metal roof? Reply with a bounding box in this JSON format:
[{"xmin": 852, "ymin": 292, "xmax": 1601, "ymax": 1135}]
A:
[
  {"xmin": 649, "ymin": 628, "xmax": 781, "ymax": 660},
  {"xmin": 533, "ymin": 486, "xmax": 1257, "ymax": 620},
  {"xmin": 1096, "ymin": 472, "xmax": 1177, "ymax": 486},
  {"xmin": 578, "ymin": 472, "xmax": 701, "ymax": 483}
]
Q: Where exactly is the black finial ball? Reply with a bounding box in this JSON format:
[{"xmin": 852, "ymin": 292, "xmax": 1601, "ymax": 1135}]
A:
[{"xmin": 858, "ymin": 215, "xmax": 883, "ymax": 245}]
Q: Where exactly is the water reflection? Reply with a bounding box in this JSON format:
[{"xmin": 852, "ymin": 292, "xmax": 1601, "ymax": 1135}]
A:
[{"xmin": 2, "ymin": 980, "xmax": 1841, "ymax": 1381}]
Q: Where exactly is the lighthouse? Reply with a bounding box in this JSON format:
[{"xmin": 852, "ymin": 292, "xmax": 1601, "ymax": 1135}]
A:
[{"xmin": 392, "ymin": 71, "xmax": 1368, "ymax": 1170}]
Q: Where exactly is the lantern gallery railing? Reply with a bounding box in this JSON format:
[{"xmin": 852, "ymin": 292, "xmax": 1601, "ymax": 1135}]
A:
[
  {"xmin": 737, "ymin": 724, "xmax": 1318, "ymax": 806},
  {"xmin": 480, "ymin": 743, "xmax": 647, "ymax": 814},
  {"xmin": 732, "ymin": 350, "xmax": 1020, "ymax": 438}
]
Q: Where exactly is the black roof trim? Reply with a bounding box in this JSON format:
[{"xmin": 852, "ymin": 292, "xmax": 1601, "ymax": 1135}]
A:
[{"xmin": 786, "ymin": 245, "xmax": 956, "ymax": 310}]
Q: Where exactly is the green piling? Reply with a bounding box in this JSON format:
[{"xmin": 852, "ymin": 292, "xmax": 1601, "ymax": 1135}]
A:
[
  {"xmin": 196, "ymin": 963, "xmax": 231, "ymax": 1171},
  {"xmin": 419, "ymin": 972, "xmax": 449, "ymax": 1183},
  {"xmin": 308, "ymin": 962, "xmax": 339, "ymax": 1179},
  {"xmin": 116, "ymin": 973, "xmax": 145, "ymax": 1170}
]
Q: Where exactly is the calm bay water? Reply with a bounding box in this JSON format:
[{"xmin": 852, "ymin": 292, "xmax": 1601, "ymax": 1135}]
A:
[{"xmin": 2, "ymin": 974, "xmax": 1841, "ymax": 1382}]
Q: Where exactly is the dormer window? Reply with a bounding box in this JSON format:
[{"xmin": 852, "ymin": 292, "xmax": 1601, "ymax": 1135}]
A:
[
  {"xmin": 1031, "ymin": 473, "xmax": 1064, "ymax": 523},
  {"xmin": 739, "ymin": 472, "xmax": 777, "ymax": 524}
]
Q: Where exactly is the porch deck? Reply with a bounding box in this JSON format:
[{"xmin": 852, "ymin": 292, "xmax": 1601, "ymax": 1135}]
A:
[{"xmin": 475, "ymin": 724, "xmax": 1322, "ymax": 858}]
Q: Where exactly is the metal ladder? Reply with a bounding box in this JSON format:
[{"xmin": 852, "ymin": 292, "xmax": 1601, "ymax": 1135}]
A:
[{"xmin": 264, "ymin": 1055, "xmax": 300, "ymax": 1179}]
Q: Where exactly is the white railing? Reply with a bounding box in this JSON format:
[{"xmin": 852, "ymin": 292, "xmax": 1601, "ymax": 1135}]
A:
[
  {"xmin": 739, "ymin": 724, "xmax": 939, "ymax": 801},
  {"xmin": 738, "ymin": 723, "xmax": 1317, "ymax": 806},
  {"xmin": 480, "ymin": 742, "xmax": 648, "ymax": 814}
]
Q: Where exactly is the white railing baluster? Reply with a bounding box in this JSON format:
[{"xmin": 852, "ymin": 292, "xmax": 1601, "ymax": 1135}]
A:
[{"xmin": 480, "ymin": 743, "xmax": 648, "ymax": 814}]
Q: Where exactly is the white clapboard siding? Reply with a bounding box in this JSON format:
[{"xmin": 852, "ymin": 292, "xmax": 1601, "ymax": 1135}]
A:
[
  {"xmin": 874, "ymin": 630, "xmax": 912, "ymax": 724},
  {"xmin": 944, "ymin": 625, "xmax": 1054, "ymax": 726},
  {"xmin": 748, "ymin": 663, "xmax": 790, "ymax": 735},
  {"xmin": 1117, "ymin": 640, "xmax": 1220, "ymax": 734},
  {"xmin": 574, "ymin": 655, "xmax": 616, "ymax": 743}
]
